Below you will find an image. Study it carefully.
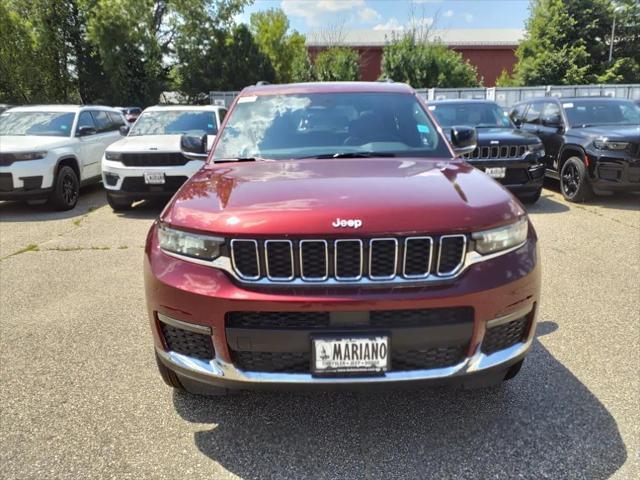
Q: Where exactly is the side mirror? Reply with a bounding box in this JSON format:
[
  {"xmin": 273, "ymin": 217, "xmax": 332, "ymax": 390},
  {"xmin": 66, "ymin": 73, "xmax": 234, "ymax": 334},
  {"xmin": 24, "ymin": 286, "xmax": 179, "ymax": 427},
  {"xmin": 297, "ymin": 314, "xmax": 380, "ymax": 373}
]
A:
[
  {"xmin": 181, "ymin": 133, "xmax": 208, "ymax": 161},
  {"xmin": 119, "ymin": 125, "xmax": 130, "ymax": 136},
  {"xmin": 450, "ymin": 126, "xmax": 477, "ymax": 157},
  {"xmin": 512, "ymin": 118, "xmax": 522, "ymax": 128},
  {"xmin": 542, "ymin": 114, "xmax": 563, "ymax": 130},
  {"xmin": 77, "ymin": 125, "xmax": 97, "ymax": 137}
]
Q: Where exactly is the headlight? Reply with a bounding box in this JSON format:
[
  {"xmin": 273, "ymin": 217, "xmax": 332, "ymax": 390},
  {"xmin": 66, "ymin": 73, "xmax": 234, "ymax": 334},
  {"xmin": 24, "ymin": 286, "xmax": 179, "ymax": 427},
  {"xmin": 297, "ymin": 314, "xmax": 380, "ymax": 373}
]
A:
[
  {"xmin": 528, "ymin": 142, "xmax": 545, "ymax": 156},
  {"xmin": 158, "ymin": 225, "xmax": 223, "ymax": 260},
  {"xmin": 105, "ymin": 151, "xmax": 122, "ymax": 161},
  {"xmin": 472, "ymin": 218, "xmax": 528, "ymax": 255},
  {"xmin": 13, "ymin": 151, "xmax": 47, "ymax": 161},
  {"xmin": 593, "ymin": 140, "xmax": 629, "ymax": 151}
]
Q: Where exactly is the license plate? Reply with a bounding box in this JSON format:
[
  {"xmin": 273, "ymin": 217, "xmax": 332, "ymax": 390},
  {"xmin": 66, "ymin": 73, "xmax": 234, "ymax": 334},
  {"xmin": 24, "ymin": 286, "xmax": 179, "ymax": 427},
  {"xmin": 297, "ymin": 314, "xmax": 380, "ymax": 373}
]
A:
[
  {"xmin": 144, "ymin": 172, "xmax": 165, "ymax": 184},
  {"xmin": 485, "ymin": 167, "xmax": 506, "ymax": 179},
  {"xmin": 312, "ymin": 335, "xmax": 389, "ymax": 374}
]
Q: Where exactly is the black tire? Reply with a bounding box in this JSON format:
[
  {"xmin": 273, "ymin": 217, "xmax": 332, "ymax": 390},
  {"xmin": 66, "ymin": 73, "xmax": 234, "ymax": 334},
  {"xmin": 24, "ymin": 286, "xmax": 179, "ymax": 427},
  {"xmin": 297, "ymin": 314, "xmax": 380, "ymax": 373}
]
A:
[
  {"xmin": 560, "ymin": 156, "xmax": 593, "ymax": 202},
  {"xmin": 49, "ymin": 165, "xmax": 79, "ymax": 211},
  {"xmin": 518, "ymin": 187, "xmax": 542, "ymax": 205},
  {"xmin": 504, "ymin": 359, "xmax": 524, "ymax": 381},
  {"xmin": 155, "ymin": 352, "xmax": 185, "ymax": 390},
  {"xmin": 106, "ymin": 191, "xmax": 133, "ymax": 211}
]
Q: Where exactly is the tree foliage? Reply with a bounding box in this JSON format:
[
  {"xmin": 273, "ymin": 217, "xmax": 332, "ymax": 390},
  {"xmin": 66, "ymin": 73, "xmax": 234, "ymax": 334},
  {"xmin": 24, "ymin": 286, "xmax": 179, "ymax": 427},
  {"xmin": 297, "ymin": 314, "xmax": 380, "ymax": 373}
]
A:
[
  {"xmin": 510, "ymin": 0, "xmax": 639, "ymax": 85},
  {"xmin": 313, "ymin": 47, "xmax": 360, "ymax": 82},
  {"xmin": 381, "ymin": 33, "xmax": 479, "ymax": 88},
  {"xmin": 249, "ymin": 8, "xmax": 308, "ymax": 83}
]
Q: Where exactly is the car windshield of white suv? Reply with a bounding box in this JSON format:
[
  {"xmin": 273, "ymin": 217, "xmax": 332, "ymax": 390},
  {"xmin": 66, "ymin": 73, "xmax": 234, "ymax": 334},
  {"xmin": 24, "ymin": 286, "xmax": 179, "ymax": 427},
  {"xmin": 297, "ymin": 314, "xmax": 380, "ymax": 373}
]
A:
[
  {"xmin": 0, "ymin": 111, "xmax": 75, "ymax": 137},
  {"xmin": 564, "ymin": 100, "xmax": 640, "ymax": 127},
  {"xmin": 212, "ymin": 92, "xmax": 451, "ymax": 160},
  {"xmin": 430, "ymin": 102, "xmax": 512, "ymax": 129},
  {"xmin": 129, "ymin": 110, "xmax": 218, "ymax": 136}
]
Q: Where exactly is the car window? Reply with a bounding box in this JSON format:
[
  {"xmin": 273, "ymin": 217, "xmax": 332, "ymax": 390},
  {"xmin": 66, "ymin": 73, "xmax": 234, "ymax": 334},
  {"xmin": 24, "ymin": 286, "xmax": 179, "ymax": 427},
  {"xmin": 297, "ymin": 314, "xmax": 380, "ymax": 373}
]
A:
[
  {"xmin": 76, "ymin": 111, "xmax": 96, "ymax": 132},
  {"xmin": 541, "ymin": 102, "xmax": 562, "ymax": 124},
  {"xmin": 129, "ymin": 111, "xmax": 218, "ymax": 136},
  {"xmin": 510, "ymin": 104, "xmax": 528, "ymax": 124},
  {"xmin": 430, "ymin": 102, "xmax": 512, "ymax": 128},
  {"xmin": 523, "ymin": 103, "xmax": 543, "ymax": 124},
  {"xmin": 0, "ymin": 111, "xmax": 75, "ymax": 137},
  {"xmin": 213, "ymin": 92, "xmax": 451, "ymax": 161},
  {"xmin": 91, "ymin": 110, "xmax": 113, "ymax": 132},
  {"xmin": 107, "ymin": 111, "xmax": 126, "ymax": 129},
  {"xmin": 563, "ymin": 99, "xmax": 640, "ymax": 127}
]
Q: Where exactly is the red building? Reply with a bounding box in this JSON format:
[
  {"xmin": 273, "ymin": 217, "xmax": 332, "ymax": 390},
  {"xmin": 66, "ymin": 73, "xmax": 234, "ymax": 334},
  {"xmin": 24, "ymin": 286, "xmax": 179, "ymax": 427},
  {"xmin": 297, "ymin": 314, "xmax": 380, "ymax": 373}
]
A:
[{"xmin": 306, "ymin": 29, "xmax": 523, "ymax": 87}]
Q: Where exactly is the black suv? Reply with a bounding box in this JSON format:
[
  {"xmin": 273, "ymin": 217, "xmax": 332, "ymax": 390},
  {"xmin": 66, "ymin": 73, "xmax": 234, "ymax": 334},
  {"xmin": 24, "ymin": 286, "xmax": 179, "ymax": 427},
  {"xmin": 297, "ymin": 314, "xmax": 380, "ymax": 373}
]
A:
[
  {"xmin": 430, "ymin": 100, "xmax": 545, "ymax": 203},
  {"xmin": 511, "ymin": 97, "xmax": 640, "ymax": 202}
]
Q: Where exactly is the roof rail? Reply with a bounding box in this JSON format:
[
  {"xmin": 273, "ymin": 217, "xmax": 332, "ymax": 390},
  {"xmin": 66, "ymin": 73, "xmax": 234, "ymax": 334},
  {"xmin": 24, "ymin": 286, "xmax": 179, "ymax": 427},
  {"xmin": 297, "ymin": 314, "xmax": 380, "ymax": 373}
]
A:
[
  {"xmin": 378, "ymin": 78, "xmax": 394, "ymax": 83},
  {"xmin": 255, "ymin": 81, "xmax": 271, "ymax": 86}
]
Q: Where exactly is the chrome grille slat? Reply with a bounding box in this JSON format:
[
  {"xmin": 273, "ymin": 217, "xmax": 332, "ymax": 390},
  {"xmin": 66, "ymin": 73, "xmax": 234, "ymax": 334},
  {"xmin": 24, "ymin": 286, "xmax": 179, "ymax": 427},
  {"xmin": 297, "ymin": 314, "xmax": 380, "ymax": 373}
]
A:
[
  {"xmin": 227, "ymin": 235, "xmax": 469, "ymax": 284},
  {"xmin": 334, "ymin": 239, "xmax": 363, "ymax": 281},
  {"xmin": 265, "ymin": 240, "xmax": 294, "ymax": 281},
  {"xmin": 465, "ymin": 144, "xmax": 531, "ymax": 161}
]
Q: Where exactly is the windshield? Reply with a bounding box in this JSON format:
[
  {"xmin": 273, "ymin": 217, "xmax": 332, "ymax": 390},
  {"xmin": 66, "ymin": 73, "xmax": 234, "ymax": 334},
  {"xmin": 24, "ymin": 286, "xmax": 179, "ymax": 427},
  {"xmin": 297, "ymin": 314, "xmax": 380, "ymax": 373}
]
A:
[
  {"xmin": 429, "ymin": 102, "xmax": 512, "ymax": 129},
  {"xmin": 0, "ymin": 111, "xmax": 75, "ymax": 137},
  {"xmin": 129, "ymin": 110, "xmax": 218, "ymax": 136},
  {"xmin": 212, "ymin": 92, "xmax": 450, "ymax": 161},
  {"xmin": 563, "ymin": 100, "xmax": 640, "ymax": 127}
]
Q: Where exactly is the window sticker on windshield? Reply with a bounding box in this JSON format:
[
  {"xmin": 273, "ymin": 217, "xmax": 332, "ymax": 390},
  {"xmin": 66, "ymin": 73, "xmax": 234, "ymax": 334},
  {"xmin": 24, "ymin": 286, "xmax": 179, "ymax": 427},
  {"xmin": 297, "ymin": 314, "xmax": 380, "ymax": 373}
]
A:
[
  {"xmin": 562, "ymin": 102, "xmax": 574, "ymax": 108},
  {"xmin": 428, "ymin": 105, "xmax": 436, "ymax": 110},
  {"xmin": 417, "ymin": 124, "xmax": 430, "ymax": 133},
  {"xmin": 61, "ymin": 125, "xmax": 68, "ymax": 130},
  {"xmin": 238, "ymin": 96, "xmax": 257, "ymax": 103},
  {"xmin": 207, "ymin": 123, "xmax": 214, "ymax": 128}
]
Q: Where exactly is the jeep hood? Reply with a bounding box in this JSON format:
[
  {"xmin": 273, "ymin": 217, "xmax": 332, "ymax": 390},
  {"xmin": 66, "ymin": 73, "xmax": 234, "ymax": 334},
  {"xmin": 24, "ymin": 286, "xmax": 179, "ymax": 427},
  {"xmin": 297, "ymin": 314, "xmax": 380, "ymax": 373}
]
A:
[
  {"xmin": 162, "ymin": 158, "xmax": 525, "ymax": 236},
  {"xmin": 0, "ymin": 135, "xmax": 74, "ymax": 152},
  {"xmin": 107, "ymin": 134, "xmax": 215, "ymax": 153},
  {"xmin": 566, "ymin": 125, "xmax": 640, "ymax": 142}
]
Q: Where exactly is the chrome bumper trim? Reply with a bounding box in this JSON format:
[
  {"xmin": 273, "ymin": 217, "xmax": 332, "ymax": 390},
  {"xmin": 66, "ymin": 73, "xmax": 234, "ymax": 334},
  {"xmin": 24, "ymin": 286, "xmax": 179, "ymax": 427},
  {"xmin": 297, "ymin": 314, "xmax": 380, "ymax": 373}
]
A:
[{"xmin": 155, "ymin": 305, "xmax": 536, "ymax": 386}]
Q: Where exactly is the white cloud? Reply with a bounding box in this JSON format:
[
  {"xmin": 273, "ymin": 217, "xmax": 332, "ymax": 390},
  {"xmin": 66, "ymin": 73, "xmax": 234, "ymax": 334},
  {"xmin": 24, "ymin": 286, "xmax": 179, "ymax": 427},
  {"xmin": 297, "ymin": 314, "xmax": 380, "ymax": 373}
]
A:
[
  {"xmin": 444, "ymin": 9, "xmax": 454, "ymax": 18},
  {"xmin": 359, "ymin": 7, "xmax": 381, "ymax": 22},
  {"xmin": 464, "ymin": 13, "xmax": 474, "ymax": 23},
  {"xmin": 373, "ymin": 18, "xmax": 405, "ymax": 31}
]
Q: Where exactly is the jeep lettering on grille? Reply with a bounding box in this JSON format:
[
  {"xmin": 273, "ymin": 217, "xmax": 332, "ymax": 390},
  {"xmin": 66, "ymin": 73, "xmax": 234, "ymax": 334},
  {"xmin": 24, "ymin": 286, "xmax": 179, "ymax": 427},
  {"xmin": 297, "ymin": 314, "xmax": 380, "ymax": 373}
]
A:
[{"xmin": 332, "ymin": 218, "xmax": 363, "ymax": 228}]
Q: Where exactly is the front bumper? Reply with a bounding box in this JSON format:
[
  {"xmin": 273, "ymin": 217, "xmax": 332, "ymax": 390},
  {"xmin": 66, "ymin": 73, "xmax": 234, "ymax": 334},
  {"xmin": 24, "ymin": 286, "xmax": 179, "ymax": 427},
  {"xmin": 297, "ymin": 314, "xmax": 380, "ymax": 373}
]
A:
[
  {"xmin": 145, "ymin": 226, "xmax": 541, "ymax": 390},
  {"xmin": 468, "ymin": 155, "xmax": 545, "ymax": 195},
  {"xmin": 587, "ymin": 150, "xmax": 640, "ymax": 192},
  {"xmin": 0, "ymin": 156, "xmax": 56, "ymax": 200},
  {"xmin": 101, "ymin": 157, "xmax": 203, "ymax": 198}
]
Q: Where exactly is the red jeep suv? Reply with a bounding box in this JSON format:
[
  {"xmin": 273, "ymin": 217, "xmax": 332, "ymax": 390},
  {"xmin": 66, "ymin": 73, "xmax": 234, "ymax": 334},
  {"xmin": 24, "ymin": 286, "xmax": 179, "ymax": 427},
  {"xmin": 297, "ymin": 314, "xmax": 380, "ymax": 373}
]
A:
[{"xmin": 145, "ymin": 82, "xmax": 540, "ymax": 395}]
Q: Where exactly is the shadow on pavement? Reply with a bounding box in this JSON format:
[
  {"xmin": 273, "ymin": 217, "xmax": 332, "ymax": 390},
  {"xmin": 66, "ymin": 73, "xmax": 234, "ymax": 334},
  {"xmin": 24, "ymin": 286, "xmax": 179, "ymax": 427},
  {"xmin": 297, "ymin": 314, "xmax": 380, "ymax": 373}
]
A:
[
  {"xmin": 543, "ymin": 179, "xmax": 640, "ymax": 212},
  {"xmin": 525, "ymin": 191, "xmax": 570, "ymax": 215},
  {"xmin": 172, "ymin": 323, "xmax": 626, "ymax": 479},
  {"xmin": 0, "ymin": 184, "xmax": 106, "ymax": 222}
]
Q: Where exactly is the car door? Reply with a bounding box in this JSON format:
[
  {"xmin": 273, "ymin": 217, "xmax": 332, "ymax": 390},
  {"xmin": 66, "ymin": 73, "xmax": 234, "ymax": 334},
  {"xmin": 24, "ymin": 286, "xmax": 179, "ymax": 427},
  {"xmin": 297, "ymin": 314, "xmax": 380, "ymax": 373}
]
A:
[
  {"xmin": 75, "ymin": 111, "xmax": 103, "ymax": 181},
  {"xmin": 520, "ymin": 101, "xmax": 543, "ymax": 137},
  {"xmin": 537, "ymin": 102, "xmax": 566, "ymax": 171},
  {"xmin": 88, "ymin": 110, "xmax": 121, "ymax": 178}
]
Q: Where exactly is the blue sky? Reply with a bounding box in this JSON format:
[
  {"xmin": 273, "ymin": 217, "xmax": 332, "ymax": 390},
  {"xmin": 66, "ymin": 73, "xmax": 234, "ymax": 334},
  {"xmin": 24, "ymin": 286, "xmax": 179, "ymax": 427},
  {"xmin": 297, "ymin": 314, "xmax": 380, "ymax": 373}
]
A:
[{"xmin": 238, "ymin": 0, "xmax": 531, "ymax": 32}]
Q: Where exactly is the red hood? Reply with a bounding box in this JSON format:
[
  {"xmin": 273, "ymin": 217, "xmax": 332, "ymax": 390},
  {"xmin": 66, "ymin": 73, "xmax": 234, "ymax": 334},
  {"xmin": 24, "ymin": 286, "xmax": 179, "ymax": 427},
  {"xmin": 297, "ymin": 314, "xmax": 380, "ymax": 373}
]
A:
[{"xmin": 162, "ymin": 158, "xmax": 525, "ymax": 236}]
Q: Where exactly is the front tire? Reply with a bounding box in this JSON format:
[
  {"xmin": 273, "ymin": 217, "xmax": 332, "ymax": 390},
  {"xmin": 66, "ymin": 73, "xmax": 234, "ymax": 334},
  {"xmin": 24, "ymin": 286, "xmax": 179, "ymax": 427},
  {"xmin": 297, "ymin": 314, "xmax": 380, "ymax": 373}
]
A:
[
  {"xmin": 518, "ymin": 187, "xmax": 542, "ymax": 205},
  {"xmin": 106, "ymin": 191, "xmax": 133, "ymax": 211},
  {"xmin": 49, "ymin": 166, "xmax": 79, "ymax": 211},
  {"xmin": 560, "ymin": 157, "xmax": 593, "ymax": 202}
]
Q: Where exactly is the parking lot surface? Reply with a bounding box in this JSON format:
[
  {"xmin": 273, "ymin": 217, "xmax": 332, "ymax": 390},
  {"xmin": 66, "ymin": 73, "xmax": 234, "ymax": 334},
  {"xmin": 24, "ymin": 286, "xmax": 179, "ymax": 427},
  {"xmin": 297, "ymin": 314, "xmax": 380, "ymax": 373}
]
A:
[{"xmin": 1, "ymin": 184, "xmax": 638, "ymax": 480}]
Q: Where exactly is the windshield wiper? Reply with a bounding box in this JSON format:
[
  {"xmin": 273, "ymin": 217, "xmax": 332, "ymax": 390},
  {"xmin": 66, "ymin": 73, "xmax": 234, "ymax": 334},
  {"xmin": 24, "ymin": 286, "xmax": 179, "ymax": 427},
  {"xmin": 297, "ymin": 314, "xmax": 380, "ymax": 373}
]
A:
[
  {"xmin": 213, "ymin": 157, "xmax": 263, "ymax": 163},
  {"xmin": 304, "ymin": 151, "xmax": 397, "ymax": 159}
]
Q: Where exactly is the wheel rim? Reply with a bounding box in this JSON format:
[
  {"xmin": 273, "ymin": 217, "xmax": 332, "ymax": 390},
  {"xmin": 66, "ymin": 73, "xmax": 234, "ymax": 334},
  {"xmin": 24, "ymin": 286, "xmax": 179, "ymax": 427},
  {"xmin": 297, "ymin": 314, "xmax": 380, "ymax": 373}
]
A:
[
  {"xmin": 62, "ymin": 174, "xmax": 78, "ymax": 205},
  {"xmin": 562, "ymin": 163, "xmax": 580, "ymax": 197}
]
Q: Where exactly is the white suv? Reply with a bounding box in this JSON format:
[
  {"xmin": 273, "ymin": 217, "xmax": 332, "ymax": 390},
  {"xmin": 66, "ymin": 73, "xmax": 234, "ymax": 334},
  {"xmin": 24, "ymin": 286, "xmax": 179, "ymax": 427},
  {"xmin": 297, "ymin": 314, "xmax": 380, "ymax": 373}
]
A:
[
  {"xmin": 101, "ymin": 105, "xmax": 226, "ymax": 211},
  {"xmin": 0, "ymin": 105, "xmax": 126, "ymax": 210}
]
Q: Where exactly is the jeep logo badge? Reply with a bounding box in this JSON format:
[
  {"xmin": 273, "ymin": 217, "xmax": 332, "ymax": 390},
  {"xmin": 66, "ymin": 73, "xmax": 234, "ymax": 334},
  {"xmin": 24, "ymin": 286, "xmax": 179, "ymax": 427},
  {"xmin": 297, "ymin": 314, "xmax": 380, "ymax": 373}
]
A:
[{"xmin": 332, "ymin": 218, "xmax": 363, "ymax": 229}]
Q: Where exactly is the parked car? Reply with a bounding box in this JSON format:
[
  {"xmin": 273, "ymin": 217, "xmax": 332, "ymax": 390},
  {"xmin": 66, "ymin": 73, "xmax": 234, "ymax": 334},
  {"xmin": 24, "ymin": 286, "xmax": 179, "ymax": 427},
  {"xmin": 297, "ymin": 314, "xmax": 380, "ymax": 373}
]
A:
[
  {"xmin": 119, "ymin": 107, "xmax": 142, "ymax": 124},
  {"xmin": 145, "ymin": 81, "xmax": 541, "ymax": 396},
  {"xmin": 511, "ymin": 97, "xmax": 640, "ymax": 202},
  {"xmin": 0, "ymin": 105, "xmax": 126, "ymax": 210},
  {"xmin": 429, "ymin": 99, "xmax": 546, "ymax": 203},
  {"xmin": 102, "ymin": 105, "xmax": 226, "ymax": 211}
]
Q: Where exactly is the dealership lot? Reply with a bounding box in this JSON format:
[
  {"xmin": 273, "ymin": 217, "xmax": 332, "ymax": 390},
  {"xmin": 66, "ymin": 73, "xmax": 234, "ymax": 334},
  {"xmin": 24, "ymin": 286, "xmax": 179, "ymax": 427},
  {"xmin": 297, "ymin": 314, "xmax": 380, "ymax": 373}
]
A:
[{"xmin": 0, "ymin": 185, "xmax": 638, "ymax": 480}]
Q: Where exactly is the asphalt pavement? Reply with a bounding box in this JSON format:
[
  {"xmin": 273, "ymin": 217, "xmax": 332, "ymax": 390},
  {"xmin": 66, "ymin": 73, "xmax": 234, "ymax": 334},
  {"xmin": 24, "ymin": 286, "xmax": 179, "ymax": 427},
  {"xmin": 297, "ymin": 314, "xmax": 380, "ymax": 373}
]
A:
[{"xmin": 1, "ymin": 183, "xmax": 638, "ymax": 479}]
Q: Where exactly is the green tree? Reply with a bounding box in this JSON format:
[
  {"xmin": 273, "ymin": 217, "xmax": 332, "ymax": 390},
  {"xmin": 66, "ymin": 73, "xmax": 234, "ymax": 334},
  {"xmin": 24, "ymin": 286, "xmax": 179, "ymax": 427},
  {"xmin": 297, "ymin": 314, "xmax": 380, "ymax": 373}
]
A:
[
  {"xmin": 313, "ymin": 47, "xmax": 360, "ymax": 81},
  {"xmin": 249, "ymin": 8, "xmax": 308, "ymax": 83},
  {"xmin": 381, "ymin": 33, "xmax": 479, "ymax": 88},
  {"xmin": 512, "ymin": 0, "xmax": 639, "ymax": 85}
]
